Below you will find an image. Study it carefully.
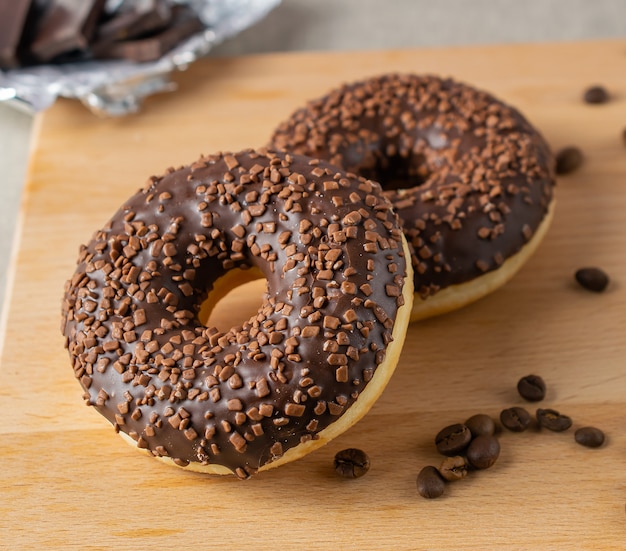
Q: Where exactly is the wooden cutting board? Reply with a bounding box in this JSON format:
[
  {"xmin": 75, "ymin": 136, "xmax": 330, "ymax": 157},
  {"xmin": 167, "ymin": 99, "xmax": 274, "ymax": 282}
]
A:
[{"xmin": 2, "ymin": 39, "xmax": 626, "ymax": 550}]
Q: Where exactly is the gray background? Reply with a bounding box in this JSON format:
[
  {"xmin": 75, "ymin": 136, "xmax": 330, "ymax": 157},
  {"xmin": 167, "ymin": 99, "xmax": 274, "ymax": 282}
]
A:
[{"xmin": 1, "ymin": 0, "xmax": 626, "ymax": 312}]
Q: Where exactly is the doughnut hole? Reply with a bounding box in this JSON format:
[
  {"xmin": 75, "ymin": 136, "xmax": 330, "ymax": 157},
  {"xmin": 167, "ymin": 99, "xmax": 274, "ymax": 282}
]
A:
[
  {"xmin": 358, "ymin": 152, "xmax": 431, "ymax": 191},
  {"xmin": 197, "ymin": 267, "xmax": 266, "ymax": 330}
]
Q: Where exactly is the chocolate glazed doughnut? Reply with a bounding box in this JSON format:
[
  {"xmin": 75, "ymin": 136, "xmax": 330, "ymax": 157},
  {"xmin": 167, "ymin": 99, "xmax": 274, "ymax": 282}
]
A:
[
  {"xmin": 61, "ymin": 149, "xmax": 413, "ymax": 478},
  {"xmin": 271, "ymin": 74, "xmax": 556, "ymax": 320}
]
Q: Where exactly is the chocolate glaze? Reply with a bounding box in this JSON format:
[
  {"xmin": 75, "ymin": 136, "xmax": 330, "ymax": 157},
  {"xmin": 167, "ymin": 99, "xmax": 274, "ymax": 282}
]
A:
[
  {"xmin": 61, "ymin": 149, "xmax": 408, "ymax": 478},
  {"xmin": 271, "ymin": 74, "xmax": 556, "ymax": 298}
]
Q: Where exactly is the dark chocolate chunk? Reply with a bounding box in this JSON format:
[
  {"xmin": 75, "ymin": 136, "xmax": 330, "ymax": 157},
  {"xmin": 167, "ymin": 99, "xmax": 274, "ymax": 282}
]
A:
[
  {"xmin": 95, "ymin": 0, "xmax": 172, "ymax": 43},
  {"xmin": 575, "ymin": 267, "xmax": 609, "ymax": 293},
  {"xmin": 583, "ymin": 85, "xmax": 610, "ymax": 104},
  {"xmin": 92, "ymin": 5, "xmax": 202, "ymax": 63},
  {"xmin": 0, "ymin": 0, "xmax": 33, "ymax": 69},
  {"xmin": 555, "ymin": 146, "xmax": 584, "ymax": 175},
  {"xmin": 30, "ymin": 0, "xmax": 107, "ymax": 62}
]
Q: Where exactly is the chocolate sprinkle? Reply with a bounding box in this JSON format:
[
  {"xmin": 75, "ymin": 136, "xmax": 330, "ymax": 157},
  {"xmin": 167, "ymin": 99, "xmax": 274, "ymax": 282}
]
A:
[
  {"xmin": 61, "ymin": 149, "xmax": 408, "ymax": 478},
  {"xmin": 271, "ymin": 74, "xmax": 555, "ymax": 298}
]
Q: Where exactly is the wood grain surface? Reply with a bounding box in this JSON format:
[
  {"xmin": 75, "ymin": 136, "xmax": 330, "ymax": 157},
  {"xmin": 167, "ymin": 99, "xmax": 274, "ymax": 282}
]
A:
[{"xmin": 1, "ymin": 39, "xmax": 626, "ymax": 550}]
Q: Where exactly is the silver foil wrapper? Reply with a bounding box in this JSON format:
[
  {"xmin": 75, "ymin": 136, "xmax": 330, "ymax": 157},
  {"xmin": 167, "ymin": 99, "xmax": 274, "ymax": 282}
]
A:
[{"xmin": 0, "ymin": 0, "xmax": 280, "ymax": 116}]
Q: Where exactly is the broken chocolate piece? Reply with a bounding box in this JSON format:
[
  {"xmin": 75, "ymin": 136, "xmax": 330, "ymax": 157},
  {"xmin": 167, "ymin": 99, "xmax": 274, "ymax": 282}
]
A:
[
  {"xmin": 30, "ymin": 0, "xmax": 107, "ymax": 62},
  {"xmin": 95, "ymin": 0, "xmax": 172, "ymax": 43},
  {"xmin": 0, "ymin": 0, "xmax": 37, "ymax": 69},
  {"xmin": 92, "ymin": 5, "xmax": 202, "ymax": 63},
  {"xmin": 0, "ymin": 0, "xmax": 31, "ymax": 69}
]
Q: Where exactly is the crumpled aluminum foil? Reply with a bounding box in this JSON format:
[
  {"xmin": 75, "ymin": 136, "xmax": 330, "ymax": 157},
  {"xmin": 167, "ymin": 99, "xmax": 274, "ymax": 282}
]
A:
[{"xmin": 0, "ymin": 0, "xmax": 280, "ymax": 116}]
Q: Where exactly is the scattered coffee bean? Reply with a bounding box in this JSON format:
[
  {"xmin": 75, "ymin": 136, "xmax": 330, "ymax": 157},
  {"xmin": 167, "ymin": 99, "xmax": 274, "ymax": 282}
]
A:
[
  {"xmin": 555, "ymin": 146, "xmax": 584, "ymax": 175},
  {"xmin": 417, "ymin": 466, "xmax": 446, "ymax": 499},
  {"xmin": 622, "ymin": 127, "xmax": 626, "ymax": 147},
  {"xmin": 583, "ymin": 85, "xmax": 610, "ymax": 104},
  {"xmin": 517, "ymin": 374, "xmax": 546, "ymax": 402},
  {"xmin": 466, "ymin": 435, "xmax": 500, "ymax": 470},
  {"xmin": 500, "ymin": 406, "xmax": 532, "ymax": 432},
  {"xmin": 334, "ymin": 448, "xmax": 370, "ymax": 478},
  {"xmin": 438, "ymin": 455, "xmax": 469, "ymax": 482},
  {"xmin": 464, "ymin": 413, "xmax": 496, "ymax": 437},
  {"xmin": 575, "ymin": 267, "xmax": 609, "ymax": 293},
  {"xmin": 574, "ymin": 426, "xmax": 605, "ymax": 448},
  {"xmin": 536, "ymin": 408, "xmax": 573, "ymax": 432},
  {"xmin": 435, "ymin": 423, "xmax": 472, "ymax": 456}
]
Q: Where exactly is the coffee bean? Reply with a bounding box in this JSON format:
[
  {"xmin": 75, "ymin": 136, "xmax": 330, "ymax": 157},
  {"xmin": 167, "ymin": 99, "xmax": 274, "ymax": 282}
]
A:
[
  {"xmin": 622, "ymin": 127, "xmax": 626, "ymax": 147},
  {"xmin": 517, "ymin": 374, "xmax": 546, "ymax": 402},
  {"xmin": 466, "ymin": 435, "xmax": 500, "ymax": 469},
  {"xmin": 575, "ymin": 267, "xmax": 609, "ymax": 293},
  {"xmin": 464, "ymin": 413, "xmax": 496, "ymax": 437},
  {"xmin": 536, "ymin": 408, "xmax": 573, "ymax": 432},
  {"xmin": 575, "ymin": 426, "xmax": 605, "ymax": 448},
  {"xmin": 583, "ymin": 85, "xmax": 610, "ymax": 104},
  {"xmin": 438, "ymin": 455, "xmax": 469, "ymax": 482},
  {"xmin": 435, "ymin": 423, "xmax": 472, "ymax": 456},
  {"xmin": 555, "ymin": 146, "xmax": 583, "ymax": 175},
  {"xmin": 334, "ymin": 448, "xmax": 370, "ymax": 478},
  {"xmin": 416, "ymin": 466, "xmax": 446, "ymax": 498},
  {"xmin": 500, "ymin": 406, "xmax": 532, "ymax": 432}
]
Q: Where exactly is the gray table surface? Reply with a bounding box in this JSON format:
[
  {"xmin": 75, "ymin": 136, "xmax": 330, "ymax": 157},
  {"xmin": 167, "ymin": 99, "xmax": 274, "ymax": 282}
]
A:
[{"xmin": 1, "ymin": 0, "xmax": 625, "ymax": 314}]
